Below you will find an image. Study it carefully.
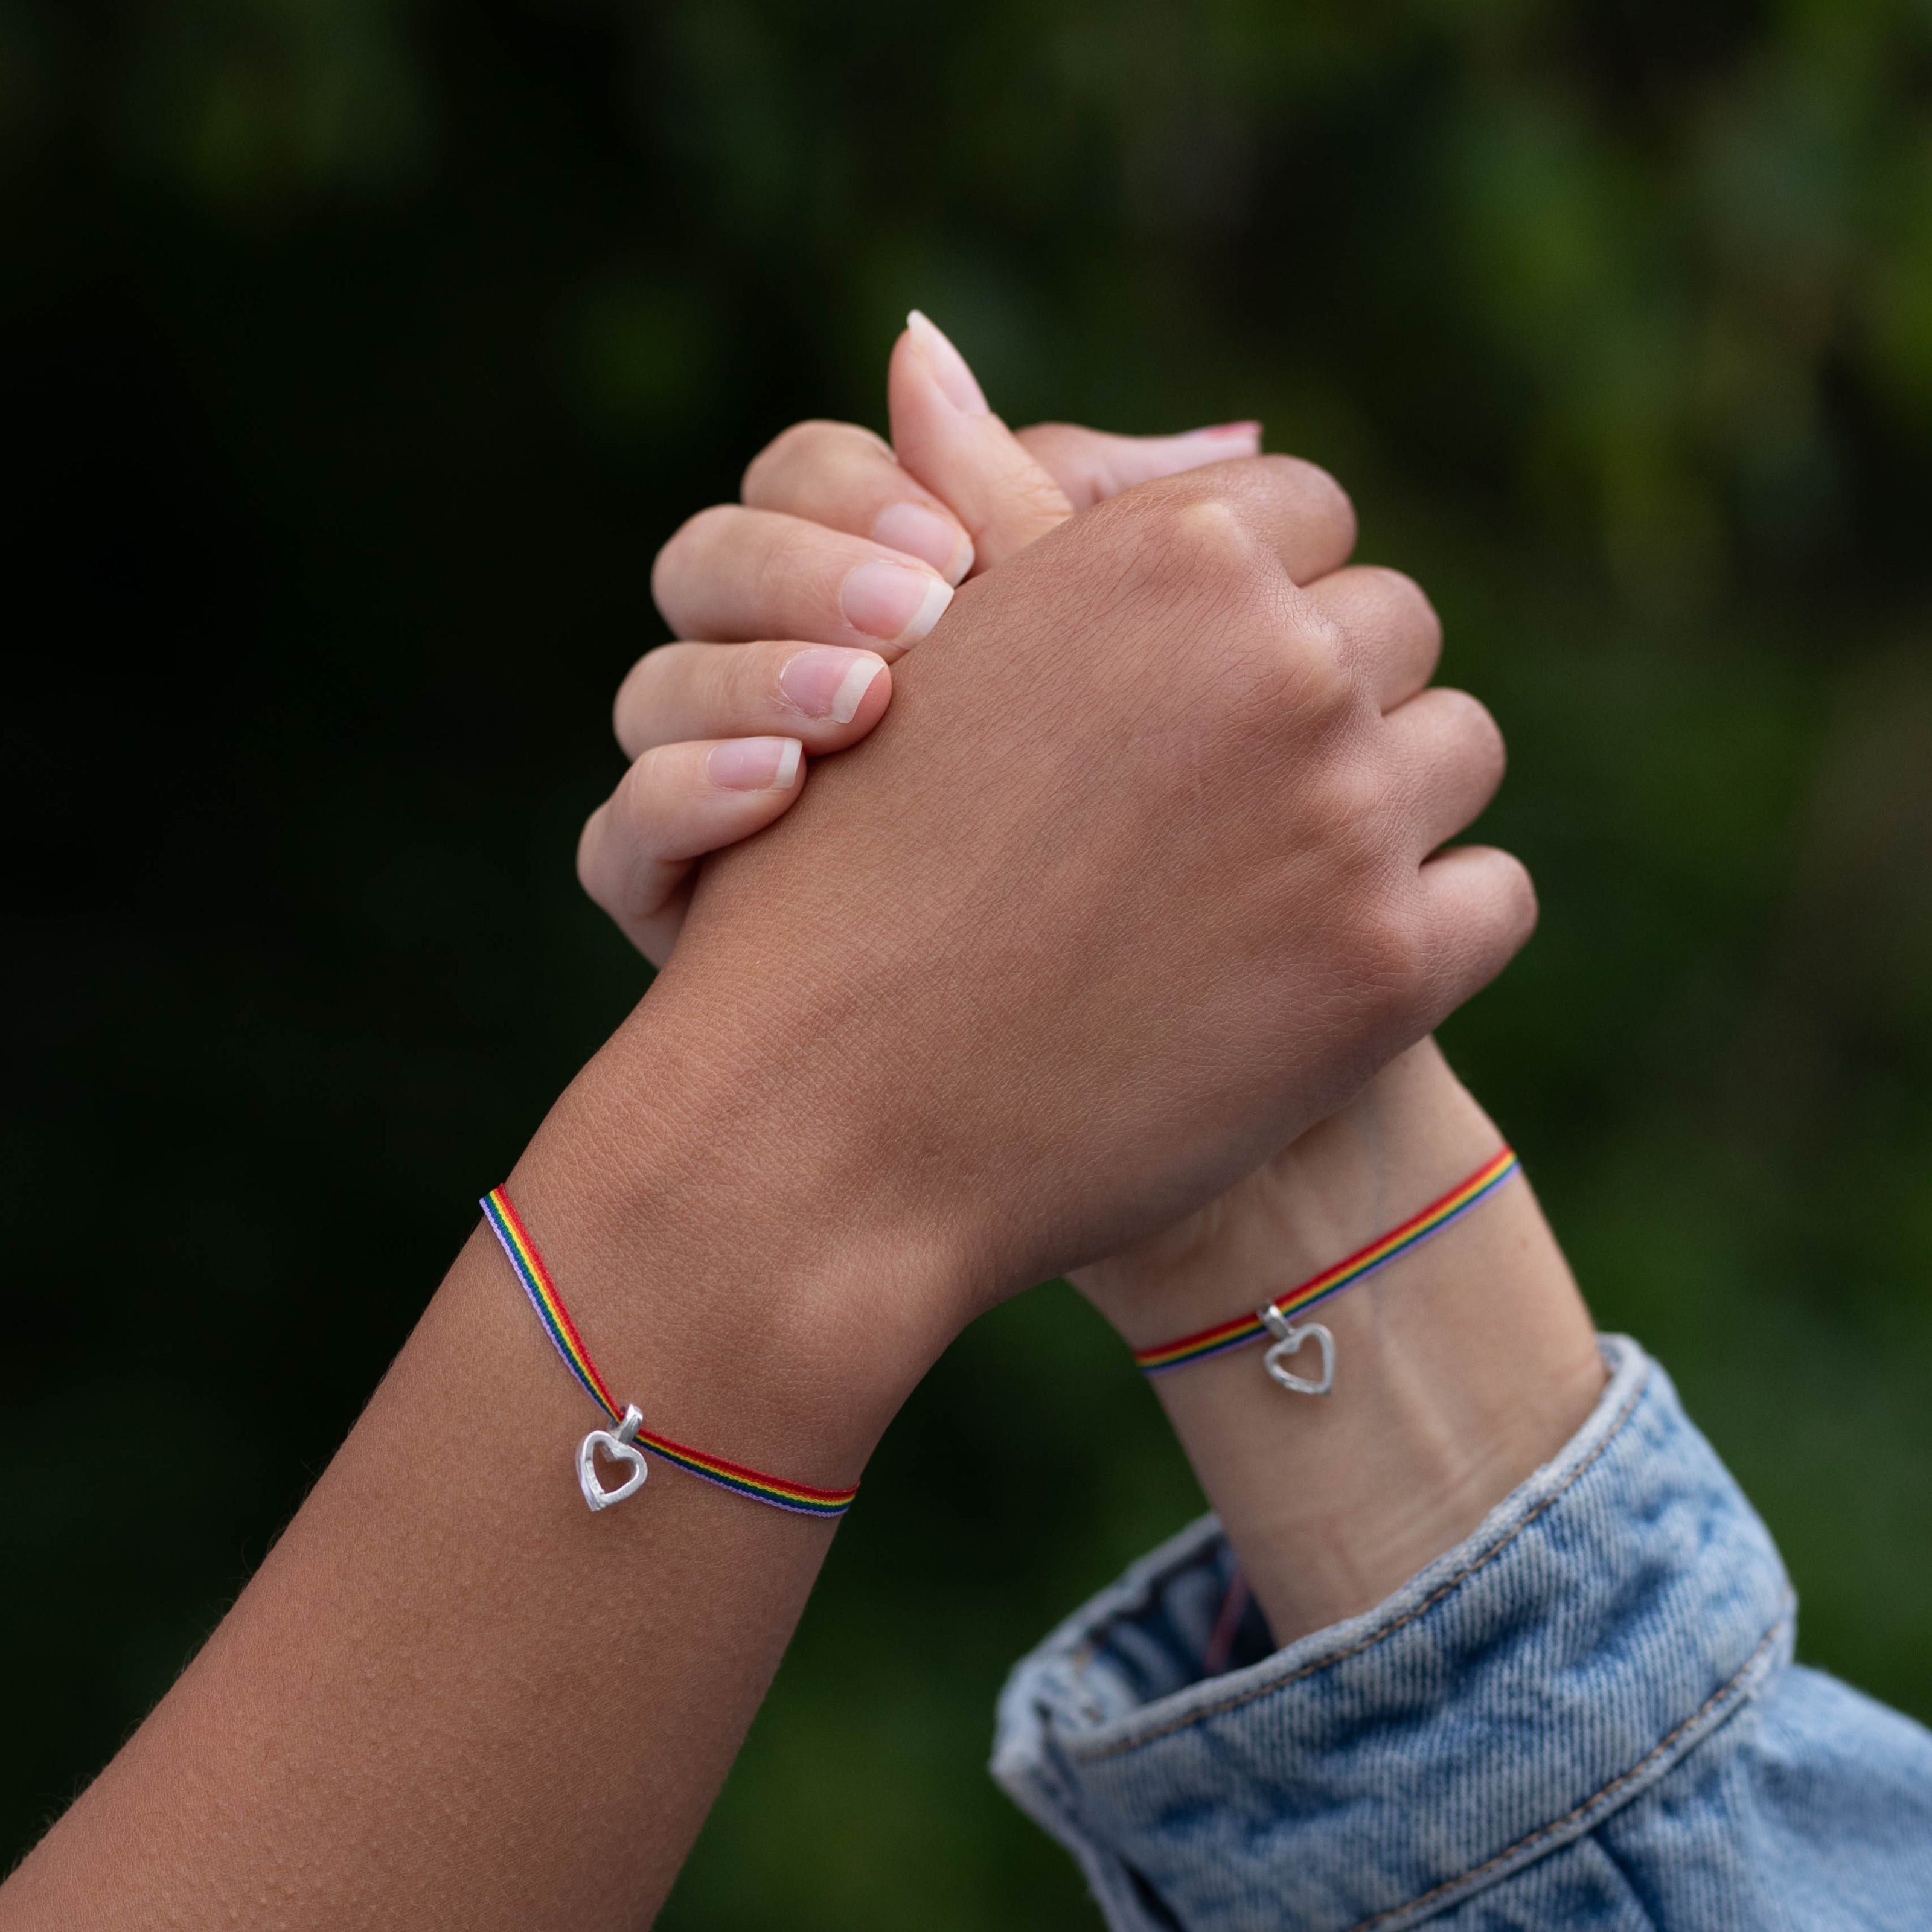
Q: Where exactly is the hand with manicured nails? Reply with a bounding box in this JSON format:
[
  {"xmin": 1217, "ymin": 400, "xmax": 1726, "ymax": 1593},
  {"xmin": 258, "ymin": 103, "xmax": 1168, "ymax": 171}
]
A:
[
  {"xmin": 584, "ymin": 312, "xmax": 1515, "ymax": 1278},
  {"xmin": 603, "ymin": 334, "xmax": 1533, "ymax": 1326},
  {"xmin": 578, "ymin": 310, "xmax": 1265, "ymax": 961}
]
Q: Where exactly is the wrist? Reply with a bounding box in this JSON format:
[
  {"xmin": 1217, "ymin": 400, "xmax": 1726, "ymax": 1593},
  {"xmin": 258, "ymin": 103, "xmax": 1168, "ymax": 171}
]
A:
[
  {"xmin": 1075, "ymin": 1040, "xmax": 1605, "ymax": 1649},
  {"xmin": 1072, "ymin": 1038, "xmax": 1500, "ymax": 1345},
  {"xmin": 499, "ymin": 994, "xmax": 971, "ymax": 1491}
]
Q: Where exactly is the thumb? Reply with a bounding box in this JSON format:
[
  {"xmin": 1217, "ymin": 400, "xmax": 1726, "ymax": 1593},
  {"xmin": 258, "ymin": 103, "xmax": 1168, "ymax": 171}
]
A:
[{"xmin": 889, "ymin": 312, "xmax": 1074, "ymax": 572}]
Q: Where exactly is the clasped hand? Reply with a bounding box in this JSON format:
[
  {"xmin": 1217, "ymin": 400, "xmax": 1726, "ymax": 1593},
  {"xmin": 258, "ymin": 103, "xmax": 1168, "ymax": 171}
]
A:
[{"xmin": 578, "ymin": 313, "xmax": 1536, "ymax": 1330}]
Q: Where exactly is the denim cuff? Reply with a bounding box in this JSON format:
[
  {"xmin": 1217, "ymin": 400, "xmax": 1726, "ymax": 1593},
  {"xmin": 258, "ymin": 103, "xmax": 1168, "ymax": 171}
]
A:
[{"xmin": 991, "ymin": 1338, "xmax": 1795, "ymax": 1932}]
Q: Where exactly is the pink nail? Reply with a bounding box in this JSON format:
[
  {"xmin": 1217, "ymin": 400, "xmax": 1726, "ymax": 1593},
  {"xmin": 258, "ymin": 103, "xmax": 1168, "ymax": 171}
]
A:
[
  {"xmin": 1179, "ymin": 421, "xmax": 1262, "ymax": 452},
  {"xmin": 872, "ymin": 501, "xmax": 974, "ymax": 583},
  {"xmin": 840, "ymin": 558, "xmax": 953, "ymax": 644},
  {"xmin": 708, "ymin": 736, "xmax": 803, "ymax": 791},
  {"xmin": 906, "ymin": 310, "xmax": 990, "ymax": 415},
  {"xmin": 779, "ymin": 648, "xmax": 886, "ymax": 724}
]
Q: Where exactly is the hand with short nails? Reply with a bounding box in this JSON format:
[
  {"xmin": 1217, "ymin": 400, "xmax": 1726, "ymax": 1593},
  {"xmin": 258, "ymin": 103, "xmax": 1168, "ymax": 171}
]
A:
[
  {"xmin": 578, "ymin": 310, "xmax": 1265, "ymax": 963},
  {"xmin": 584, "ymin": 320, "xmax": 1529, "ymax": 1292}
]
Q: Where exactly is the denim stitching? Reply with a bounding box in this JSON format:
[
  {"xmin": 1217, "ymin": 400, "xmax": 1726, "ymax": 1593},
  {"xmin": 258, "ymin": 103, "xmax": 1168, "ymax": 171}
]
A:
[
  {"xmin": 1070, "ymin": 1361, "xmax": 1654, "ymax": 1764},
  {"xmin": 1339, "ymin": 1605, "xmax": 1790, "ymax": 1932}
]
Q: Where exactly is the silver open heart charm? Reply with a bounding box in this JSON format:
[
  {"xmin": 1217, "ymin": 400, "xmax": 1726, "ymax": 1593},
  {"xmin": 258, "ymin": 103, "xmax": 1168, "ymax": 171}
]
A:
[
  {"xmin": 1261, "ymin": 1312, "xmax": 1336, "ymax": 1396},
  {"xmin": 577, "ymin": 1403, "xmax": 648, "ymax": 1511}
]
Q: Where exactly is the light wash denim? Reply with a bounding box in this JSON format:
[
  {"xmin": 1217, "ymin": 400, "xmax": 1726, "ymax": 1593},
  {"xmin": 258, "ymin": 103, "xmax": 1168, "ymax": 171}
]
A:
[{"xmin": 994, "ymin": 1337, "xmax": 1932, "ymax": 1930}]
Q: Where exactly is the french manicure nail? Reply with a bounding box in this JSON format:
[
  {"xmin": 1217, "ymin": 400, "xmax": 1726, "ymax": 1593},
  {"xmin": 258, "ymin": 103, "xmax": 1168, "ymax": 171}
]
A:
[
  {"xmin": 779, "ymin": 648, "xmax": 887, "ymax": 724},
  {"xmin": 708, "ymin": 736, "xmax": 803, "ymax": 791},
  {"xmin": 1182, "ymin": 421, "xmax": 1262, "ymax": 449},
  {"xmin": 840, "ymin": 558, "xmax": 953, "ymax": 645},
  {"xmin": 906, "ymin": 310, "xmax": 990, "ymax": 415},
  {"xmin": 872, "ymin": 501, "xmax": 974, "ymax": 583}
]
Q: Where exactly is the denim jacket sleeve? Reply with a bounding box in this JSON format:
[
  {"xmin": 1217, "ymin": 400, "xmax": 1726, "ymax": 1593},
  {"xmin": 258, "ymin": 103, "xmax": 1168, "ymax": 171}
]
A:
[{"xmin": 991, "ymin": 1337, "xmax": 1932, "ymax": 1931}]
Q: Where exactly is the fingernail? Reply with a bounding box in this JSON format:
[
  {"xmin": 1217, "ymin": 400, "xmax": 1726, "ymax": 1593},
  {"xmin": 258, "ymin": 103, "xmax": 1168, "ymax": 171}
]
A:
[
  {"xmin": 779, "ymin": 648, "xmax": 887, "ymax": 724},
  {"xmin": 840, "ymin": 558, "xmax": 952, "ymax": 644},
  {"xmin": 708, "ymin": 736, "xmax": 803, "ymax": 791},
  {"xmin": 905, "ymin": 310, "xmax": 990, "ymax": 415},
  {"xmin": 872, "ymin": 500, "xmax": 974, "ymax": 583},
  {"xmin": 1185, "ymin": 421, "xmax": 1262, "ymax": 449}
]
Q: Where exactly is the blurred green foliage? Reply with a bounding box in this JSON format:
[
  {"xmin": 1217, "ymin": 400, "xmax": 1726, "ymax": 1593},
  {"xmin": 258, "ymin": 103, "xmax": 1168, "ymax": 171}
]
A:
[{"xmin": 5, "ymin": 1, "xmax": 1932, "ymax": 1923}]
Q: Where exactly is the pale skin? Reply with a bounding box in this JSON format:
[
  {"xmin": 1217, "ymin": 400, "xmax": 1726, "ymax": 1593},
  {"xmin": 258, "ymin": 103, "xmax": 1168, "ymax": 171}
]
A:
[
  {"xmin": 6, "ymin": 335, "xmax": 1548, "ymax": 1931},
  {"xmin": 583, "ymin": 312, "xmax": 1605, "ymax": 1647}
]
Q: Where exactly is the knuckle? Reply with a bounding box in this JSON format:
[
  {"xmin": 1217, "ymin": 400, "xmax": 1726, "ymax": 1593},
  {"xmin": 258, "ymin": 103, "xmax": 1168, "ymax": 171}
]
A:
[
  {"xmin": 1275, "ymin": 600, "xmax": 1357, "ymax": 718},
  {"xmin": 741, "ymin": 418, "xmax": 888, "ymax": 502},
  {"xmin": 662, "ymin": 501, "xmax": 738, "ymax": 559},
  {"xmin": 1203, "ymin": 597, "xmax": 1372, "ymax": 770},
  {"xmin": 1444, "ymin": 849, "xmax": 1540, "ymax": 990},
  {"xmin": 1221, "ymin": 594, "xmax": 1363, "ymax": 749},
  {"xmin": 1363, "ymin": 565, "xmax": 1442, "ymax": 648},
  {"xmin": 1492, "ymin": 849, "xmax": 1540, "ymax": 942},
  {"xmin": 611, "ymin": 654, "xmax": 654, "ymax": 753},
  {"xmin": 1158, "ymin": 495, "xmax": 1267, "ymax": 577},
  {"xmin": 651, "ymin": 503, "xmax": 735, "ymax": 612},
  {"xmin": 1267, "ymin": 454, "xmax": 1357, "ymax": 552},
  {"xmin": 613, "ymin": 644, "xmax": 712, "ymax": 756},
  {"xmin": 1109, "ymin": 492, "xmax": 1277, "ymax": 615},
  {"xmin": 1439, "ymin": 687, "xmax": 1508, "ymax": 785},
  {"xmin": 740, "ymin": 427, "xmax": 804, "ymax": 504},
  {"xmin": 575, "ymin": 802, "xmax": 618, "ymax": 907},
  {"xmin": 745, "ymin": 418, "xmax": 827, "ymax": 479}
]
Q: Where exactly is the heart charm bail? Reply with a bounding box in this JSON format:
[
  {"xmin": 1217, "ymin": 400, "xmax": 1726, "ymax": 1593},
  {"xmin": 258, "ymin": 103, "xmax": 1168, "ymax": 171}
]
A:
[
  {"xmin": 1261, "ymin": 1313, "xmax": 1335, "ymax": 1396},
  {"xmin": 577, "ymin": 1403, "xmax": 649, "ymax": 1511}
]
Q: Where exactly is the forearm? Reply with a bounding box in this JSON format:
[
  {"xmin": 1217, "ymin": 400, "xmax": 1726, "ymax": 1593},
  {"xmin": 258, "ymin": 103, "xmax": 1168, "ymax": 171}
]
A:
[
  {"xmin": 3, "ymin": 998, "xmax": 950, "ymax": 1931},
  {"xmin": 1078, "ymin": 1040, "xmax": 1604, "ymax": 1648}
]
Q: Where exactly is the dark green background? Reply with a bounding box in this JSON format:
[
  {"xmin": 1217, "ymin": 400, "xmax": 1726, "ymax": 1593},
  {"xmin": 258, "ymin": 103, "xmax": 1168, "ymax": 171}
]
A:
[{"xmin": 6, "ymin": 1, "xmax": 1931, "ymax": 1921}]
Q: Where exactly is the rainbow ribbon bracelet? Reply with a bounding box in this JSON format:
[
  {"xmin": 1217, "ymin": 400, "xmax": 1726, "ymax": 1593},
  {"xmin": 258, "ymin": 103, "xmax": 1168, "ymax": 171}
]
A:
[
  {"xmin": 1132, "ymin": 1147, "xmax": 1521, "ymax": 1389},
  {"xmin": 482, "ymin": 1186, "xmax": 858, "ymax": 1520}
]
